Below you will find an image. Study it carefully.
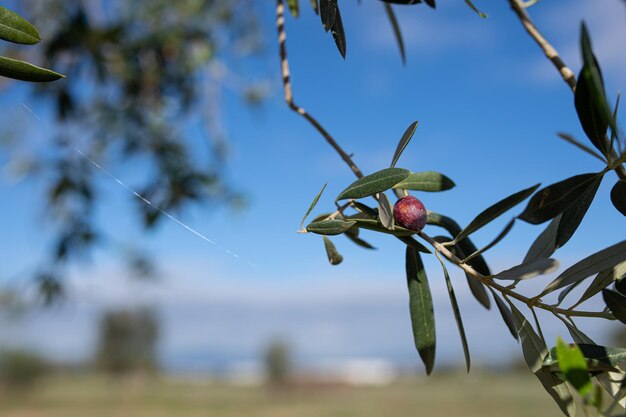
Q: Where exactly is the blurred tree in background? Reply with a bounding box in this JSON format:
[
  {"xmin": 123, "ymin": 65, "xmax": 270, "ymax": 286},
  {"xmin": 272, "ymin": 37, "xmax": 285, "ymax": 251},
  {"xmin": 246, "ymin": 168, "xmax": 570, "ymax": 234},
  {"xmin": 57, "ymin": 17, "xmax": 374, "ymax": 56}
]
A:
[
  {"xmin": 95, "ymin": 307, "xmax": 160, "ymax": 376},
  {"xmin": 0, "ymin": 0, "xmax": 266, "ymax": 301},
  {"xmin": 263, "ymin": 338, "xmax": 292, "ymax": 387}
]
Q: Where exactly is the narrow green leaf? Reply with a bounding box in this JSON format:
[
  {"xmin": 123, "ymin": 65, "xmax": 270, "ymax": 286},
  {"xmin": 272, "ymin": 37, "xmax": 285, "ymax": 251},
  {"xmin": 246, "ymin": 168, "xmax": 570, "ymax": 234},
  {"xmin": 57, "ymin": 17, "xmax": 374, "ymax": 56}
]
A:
[
  {"xmin": 437, "ymin": 255, "xmax": 471, "ymax": 372},
  {"xmin": 489, "ymin": 289, "xmax": 518, "ymax": 340},
  {"xmin": 351, "ymin": 202, "xmax": 378, "ymax": 218},
  {"xmin": 306, "ymin": 219, "xmax": 356, "ymax": 235},
  {"xmin": 519, "ymin": 173, "xmax": 601, "ymax": 225},
  {"xmin": 337, "ymin": 168, "xmax": 410, "ymax": 200},
  {"xmin": 0, "ymin": 56, "xmax": 64, "ymax": 82},
  {"xmin": 575, "ymin": 23, "xmax": 612, "ymax": 155},
  {"xmin": 493, "ymin": 258, "xmax": 559, "ymax": 281},
  {"xmin": 406, "ymin": 247, "xmax": 436, "ymax": 375},
  {"xmin": 0, "ymin": 6, "xmax": 40, "ymax": 45},
  {"xmin": 555, "ymin": 338, "xmax": 593, "ymax": 397},
  {"xmin": 383, "ymin": 3, "xmax": 406, "ymax": 66},
  {"xmin": 575, "ymin": 261, "xmax": 626, "ymax": 307},
  {"xmin": 330, "ymin": 5, "xmax": 346, "ymax": 59},
  {"xmin": 300, "ymin": 183, "xmax": 327, "ymax": 229},
  {"xmin": 287, "ymin": 0, "xmax": 300, "ymax": 17},
  {"xmin": 464, "ymin": 0, "xmax": 488, "ymax": 18},
  {"xmin": 557, "ymin": 281, "xmax": 583, "ymax": 307},
  {"xmin": 509, "ymin": 302, "xmax": 576, "ymax": 416},
  {"xmin": 603, "ymin": 289, "xmax": 626, "ymax": 324},
  {"xmin": 349, "ymin": 217, "xmax": 415, "ymax": 237},
  {"xmin": 390, "ymin": 121, "xmax": 418, "ymax": 169},
  {"xmin": 611, "ymin": 180, "xmax": 626, "ymax": 217},
  {"xmin": 396, "ymin": 235, "xmax": 431, "ymax": 254},
  {"xmin": 555, "ymin": 174, "xmax": 603, "ymax": 248},
  {"xmin": 344, "ymin": 226, "xmax": 376, "ymax": 249},
  {"xmin": 524, "ymin": 215, "xmax": 561, "ymax": 263},
  {"xmin": 322, "ymin": 236, "xmax": 343, "ymax": 265},
  {"xmin": 540, "ymin": 240, "xmax": 626, "ymax": 297},
  {"xmin": 310, "ymin": 0, "xmax": 319, "ymax": 14},
  {"xmin": 453, "ymin": 183, "xmax": 539, "ymax": 244},
  {"xmin": 427, "ymin": 212, "xmax": 491, "ymax": 309},
  {"xmin": 319, "ymin": 0, "xmax": 337, "ymax": 32},
  {"xmin": 393, "ymin": 171, "xmax": 455, "ymax": 192},
  {"xmin": 556, "ymin": 132, "xmax": 606, "ymax": 163},
  {"xmin": 378, "ymin": 193, "xmax": 394, "ymax": 230},
  {"xmin": 463, "ymin": 218, "xmax": 515, "ymax": 263}
]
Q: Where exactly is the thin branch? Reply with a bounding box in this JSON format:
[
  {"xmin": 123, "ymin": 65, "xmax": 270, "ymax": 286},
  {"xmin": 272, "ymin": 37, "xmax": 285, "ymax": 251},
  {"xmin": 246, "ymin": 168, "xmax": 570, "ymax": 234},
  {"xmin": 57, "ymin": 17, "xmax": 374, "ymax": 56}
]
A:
[
  {"xmin": 276, "ymin": 0, "xmax": 363, "ymax": 179},
  {"xmin": 508, "ymin": 0, "xmax": 576, "ymax": 91}
]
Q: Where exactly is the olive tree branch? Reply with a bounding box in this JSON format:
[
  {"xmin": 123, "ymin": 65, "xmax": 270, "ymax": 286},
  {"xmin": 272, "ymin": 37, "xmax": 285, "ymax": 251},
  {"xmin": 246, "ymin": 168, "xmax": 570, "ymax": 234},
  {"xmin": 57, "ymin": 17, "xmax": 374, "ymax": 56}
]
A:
[{"xmin": 276, "ymin": 0, "xmax": 363, "ymax": 179}]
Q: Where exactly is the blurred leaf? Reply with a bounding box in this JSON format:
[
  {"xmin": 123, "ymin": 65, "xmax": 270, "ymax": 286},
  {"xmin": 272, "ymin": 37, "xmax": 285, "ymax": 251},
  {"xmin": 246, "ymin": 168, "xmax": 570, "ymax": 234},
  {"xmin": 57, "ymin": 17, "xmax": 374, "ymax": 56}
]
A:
[
  {"xmin": 611, "ymin": 180, "xmax": 626, "ymax": 217},
  {"xmin": 393, "ymin": 171, "xmax": 455, "ymax": 192},
  {"xmin": 555, "ymin": 175, "xmax": 602, "ymax": 248},
  {"xmin": 519, "ymin": 173, "xmax": 602, "ymax": 225},
  {"xmin": 287, "ymin": 0, "xmax": 300, "ymax": 17},
  {"xmin": 556, "ymin": 133, "xmax": 605, "ymax": 162},
  {"xmin": 524, "ymin": 215, "xmax": 561, "ymax": 263},
  {"xmin": 490, "ymin": 289, "xmax": 518, "ymax": 340},
  {"xmin": 306, "ymin": 219, "xmax": 356, "ymax": 235},
  {"xmin": 345, "ymin": 231, "xmax": 376, "ymax": 249},
  {"xmin": 337, "ymin": 168, "xmax": 410, "ymax": 200},
  {"xmin": 310, "ymin": 0, "xmax": 319, "ymax": 14},
  {"xmin": 437, "ymin": 256, "xmax": 470, "ymax": 372},
  {"xmin": 493, "ymin": 258, "xmax": 559, "ymax": 281},
  {"xmin": 0, "ymin": 56, "xmax": 63, "ymax": 82},
  {"xmin": 0, "ymin": 6, "xmax": 41, "ymax": 44},
  {"xmin": 555, "ymin": 338, "xmax": 593, "ymax": 397},
  {"xmin": 453, "ymin": 183, "xmax": 539, "ymax": 244},
  {"xmin": 383, "ymin": 3, "xmax": 406, "ymax": 65},
  {"xmin": 390, "ymin": 121, "xmax": 418, "ymax": 168},
  {"xmin": 330, "ymin": 6, "xmax": 346, "ymax": 58},
  {"xmin": 322, "ymin": 236, "xmax": 343, "ymax": 265},
  {"xmin": 320, "ymin": 0, "xmax": 337, "ymax": 32},
  {"xmin": 603, "ymin": 289, "xmax": 626, "ymax": 324},
  {"xmin": 300, "ymin": 183, "xmax": 327, "ymax": 229},
  {"xmin": 540, "ymin": 240, "xmax": 626, "ymax": 297},
  {"xmin": 406, "ymin": 247, "xmax": 436, "ymax": 375},
  {"xmin": 509, "ymin": 302, "xmax": 576, "ymax": 416},
  {"xmin": 575, "ymin": 261, "xmax": 626, "ymax": 307},
  {"xmin": 575, "ymin": 23, "xmax": 612, "ymax": 155},
  {"xmin": 463, "ymin": 218, "xmax": 515, "ymax": 263},
  {"xmin": 378, "ymin": 193, "xmax": 394, "ymax": 230},
  {"xmin": 464, "ymin": 0, "xmax": 488, "ymax": 18}
]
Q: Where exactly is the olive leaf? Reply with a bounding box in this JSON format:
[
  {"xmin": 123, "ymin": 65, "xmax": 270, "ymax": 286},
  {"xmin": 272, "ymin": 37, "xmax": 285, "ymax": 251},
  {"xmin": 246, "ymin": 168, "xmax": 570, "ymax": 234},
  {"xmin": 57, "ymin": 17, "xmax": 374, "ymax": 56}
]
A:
[
  {"xmin": 603, "ymin": 289, "xmax": 626, "ymax": 324},
  {"xmin": 611, "ymin": 180, "xmax": 626, "ymax": 217},
  {"xmin": 383, "ymin": 3, "xmax": 406, "ymax": 66},
  {"xmin": 0, "ymin": 6, "xmax": 40, "ymax": 44},
  {"xmin": 330, "ymin": 5, "xmax": 346, "ymax": 58},
  {"xmin": 320, "ymin": 0, "xmax": 337, "ymax": 32},
  {"xmin": 0, "ymin": 56, "xmax": 64, "ymax": 82},
  {"xmin": 322, "ymin": 236, "xmax": 343, "ymax": 265},
  {"xmin": 393, "ymin": 171, "xmax": 455, "ymax": 192},
  {"xmin": 300, "ymin": 183, "xmax": 327, "ymax": 229},
  {"xmin": 287, "ymin": 0, "xmax": 300, "ymax": 17},
  {"xmin": 337, "ymin": 168, "xmax": 410, "ymax": 200},
  {"xmin": 489, "ymin": 289, "xmax": 518, "ymax": 340},
  {"xmin": 555, "ymin": 175, "xmax": 603, "ymax": 248},
  {"xmin": 554, "ymin": 338, "xmax": 593, "ymax": 397},
  {"xmin": 390, "ymin": 121, "xmax": 418, "ymax": 168},
  {"xmin": 378, "ymin": 192, "xmax": 394, "ymax": 230},
  {"xmin": 493, "ymin": 258, "xmax": 559, "ymax": 281},
  {"xmin": 524, "ymin": 215, "xmax": 561, "ymax": 263},
  {"xmin": 306, "ymin": 219, "xmax": 356, "ymax": 235}
]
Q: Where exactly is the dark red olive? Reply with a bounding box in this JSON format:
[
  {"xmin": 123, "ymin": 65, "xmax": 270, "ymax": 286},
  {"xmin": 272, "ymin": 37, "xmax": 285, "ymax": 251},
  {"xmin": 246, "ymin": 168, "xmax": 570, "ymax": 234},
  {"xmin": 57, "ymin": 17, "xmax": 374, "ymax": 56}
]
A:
[{"xmin": 393, "ymin": 195, "xmax": 427, "ymax": 232}]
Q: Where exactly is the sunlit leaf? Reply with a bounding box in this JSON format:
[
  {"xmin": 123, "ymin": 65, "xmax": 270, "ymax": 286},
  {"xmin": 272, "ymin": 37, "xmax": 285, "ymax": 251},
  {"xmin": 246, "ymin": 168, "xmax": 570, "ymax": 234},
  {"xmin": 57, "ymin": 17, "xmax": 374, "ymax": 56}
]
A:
[
  {"xmin": 330, "ymin": 6, "xmax": 346, "ymax": 58},
  {"xmin": 519, "ymin": 173, "xmax": 601, "ymax": 225},
  {"xmin": 437, "ymin": 255, "xmax": 470, "ymax": 372},
  {"xmin": 555, "ymin": 175, "xmax": 602, "ymax": 248},
  {"xmin": 453, "ymin": 183, "xmax": 539, "ymax": 244},
  {"xmin": 378, "ymin": 193, "xmax": 394, "ymax": 230},
  {"xmin": 287, "ymin": 0, "xmax": 300, "ymax": 17},
  {"xmin": 306, "ymin": 219, "xmax": 356, "ymax": 235},
  {"xmin": 390, "ymin": 121, "xmax": 418, "ymax": 168},
  {"xmin": 603, "ymin": 289, "xmax": 626, "ymax": 324},
  {"xmin": 300, "ymin": 183, "xmax": 327, "ymax": 229},
  {"xmin": 540, "ymin": 240, "xmax": 626, "ymax": 297},
  {"xmin": 611, "ymin": 180, "xmax": 626, "ymax": 217},
  {"xmin": 0, "ymin": 6, "xmax": 40, "ymax": 44},
  {"xmin": 493, "ymin": 258, "xmax": 559, "ymax": 281},
  {"xmin": 555, "ymin": 338, "xmax": 593, "ymax": 397},
  {"xmin": 322, "ymin": 236, "xmax": 343, "ymax": 265},
  {"xmin": 383, "ymin": 3, "xmax": 406, "ymax": 66},
  {"xmin": 393, "ymin": 171, "xmax": 455, "ymax": 192},
  {"xmin": 489, "ymin": 289, "xmax": 517, "ymax": 340},
  {"xmin": 406, "ymin": 247, "xmax": 436, "ymax": 375},
  {"xmin": 0, "ymin": 56, "xmax": 64, "ymax": 82},
  {"xmin": 337, "ymin": 168, "xmax": 410, "ymax": 200}
]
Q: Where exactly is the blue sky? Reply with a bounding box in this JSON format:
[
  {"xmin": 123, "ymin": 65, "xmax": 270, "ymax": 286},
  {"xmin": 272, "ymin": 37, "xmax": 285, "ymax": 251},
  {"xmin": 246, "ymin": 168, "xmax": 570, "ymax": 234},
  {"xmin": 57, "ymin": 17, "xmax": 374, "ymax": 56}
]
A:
[{"xmin": 1, "ymin": 0, "xmax": 626, "ymax": 373}]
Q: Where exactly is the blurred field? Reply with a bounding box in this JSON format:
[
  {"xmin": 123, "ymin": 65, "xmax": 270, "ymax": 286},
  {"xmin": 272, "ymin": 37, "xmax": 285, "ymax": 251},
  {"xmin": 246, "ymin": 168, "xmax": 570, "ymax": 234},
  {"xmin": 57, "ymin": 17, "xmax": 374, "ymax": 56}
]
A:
[{"xmin": 0, "ymin": 372, "xmax": 564, "ymax": 417}]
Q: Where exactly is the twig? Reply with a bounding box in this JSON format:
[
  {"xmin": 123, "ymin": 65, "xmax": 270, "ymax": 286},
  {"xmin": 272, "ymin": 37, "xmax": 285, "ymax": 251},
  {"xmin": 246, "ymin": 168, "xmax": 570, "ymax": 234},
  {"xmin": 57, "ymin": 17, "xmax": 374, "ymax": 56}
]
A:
[
  {"xmin": 508, "ymin": 0, "xmax": 576, "ymax": 91},
  {"xmin": 276, "ymin": 0, "xmax": 363, "ymax": 179}
]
